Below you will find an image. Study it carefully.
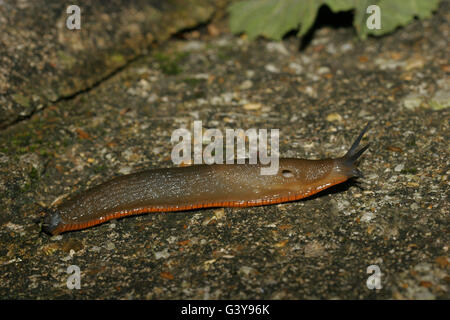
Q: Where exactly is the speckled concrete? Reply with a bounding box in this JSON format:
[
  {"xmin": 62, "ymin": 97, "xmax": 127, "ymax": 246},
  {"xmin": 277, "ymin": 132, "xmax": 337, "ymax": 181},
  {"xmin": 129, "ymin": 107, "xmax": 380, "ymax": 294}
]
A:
[
  {"xmin": 0, "ymin": 1, "xmax": 448, "ymax": 299},
  {"xmin": 0, "ymin": 0, "xmax": 219, "ymax": 129}
]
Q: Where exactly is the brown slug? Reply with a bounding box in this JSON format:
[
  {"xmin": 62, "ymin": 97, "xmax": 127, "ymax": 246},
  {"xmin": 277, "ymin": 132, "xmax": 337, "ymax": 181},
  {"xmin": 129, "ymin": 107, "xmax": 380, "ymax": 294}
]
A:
[{"xmin": 42, "ymin": 125, "xmax": 370, "ymax": 235}]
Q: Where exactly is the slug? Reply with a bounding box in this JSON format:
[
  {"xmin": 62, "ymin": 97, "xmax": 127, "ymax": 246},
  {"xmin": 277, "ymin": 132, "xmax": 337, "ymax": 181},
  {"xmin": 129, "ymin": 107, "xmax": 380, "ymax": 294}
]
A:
[{"xmin": 42, "ymin": 125, "xmax": 370, "ymax": 235}]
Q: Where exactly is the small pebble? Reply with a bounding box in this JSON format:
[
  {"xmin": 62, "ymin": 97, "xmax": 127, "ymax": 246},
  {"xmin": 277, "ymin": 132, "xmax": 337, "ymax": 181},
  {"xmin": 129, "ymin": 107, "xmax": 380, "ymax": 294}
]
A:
[
  {"xmin": 154, "ymin": 248, "xmax": 170, "ymax": 260},
  {"xmin": 265, "ymin": 64, "xmax": 279, "ymax": 73},
  {"xmin": 243, "ymin": 102, "xmax": 262, "ymax": 110},
  {"xmin": 317, "ymin": 66, "xmax": 330, "ymax": 75},
  {"xmin": 266, "ymin": 42, "xmax": 289, "ymax": 55},
  {"xmin": 402, "ymin": 93, "xmax": 423, "ymax": 110},
  {"xmin": 239, "ymin": 266, "xmax": 255, "ymax": 276},
  {"xmin": 239, "ymin": 80, "xmax": 253, "ymax": 90},
  {"xmin": 288, "ymin": 62, "xmax": 303, "ymax": 74},
  {"xmin": 430, "ymin": 90, "xmax": 450, "ymax": 110},
  {"xmin": 326, "ymin": 113, "xmax": 342, "ymax": 122}
]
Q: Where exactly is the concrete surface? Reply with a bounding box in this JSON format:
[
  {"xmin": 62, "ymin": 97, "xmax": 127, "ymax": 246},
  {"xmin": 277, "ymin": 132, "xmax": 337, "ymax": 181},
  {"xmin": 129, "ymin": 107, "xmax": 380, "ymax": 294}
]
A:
[{"xmin": 0, "ymin": 1, "xmax": 448, "ymax": 299}]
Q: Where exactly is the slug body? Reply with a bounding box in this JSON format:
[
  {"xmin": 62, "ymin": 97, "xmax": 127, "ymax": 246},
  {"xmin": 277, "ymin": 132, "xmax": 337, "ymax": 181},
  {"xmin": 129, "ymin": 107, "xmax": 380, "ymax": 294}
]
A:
[{"xmin": 43, "ymin": 126, "xmax": 369, "ymax": 235}]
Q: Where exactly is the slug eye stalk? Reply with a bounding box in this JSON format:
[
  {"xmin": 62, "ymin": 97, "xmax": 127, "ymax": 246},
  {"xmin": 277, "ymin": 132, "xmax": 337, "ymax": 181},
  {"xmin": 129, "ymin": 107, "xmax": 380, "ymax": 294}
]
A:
[
  {"xmin": 343, "ymin": 123, "xmax": 370, "ymax": 162},
  {"xmin": 340, "ymin": 123, "xmax": 370, "ymax": 178}
]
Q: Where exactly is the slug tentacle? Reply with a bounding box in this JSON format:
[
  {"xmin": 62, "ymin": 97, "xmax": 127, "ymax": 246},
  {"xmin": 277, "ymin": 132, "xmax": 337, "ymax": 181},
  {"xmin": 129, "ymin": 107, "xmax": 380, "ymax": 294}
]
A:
[
  {"xmin": 343, "ymin": 123, "xmax": 370, "ymax": 162},
  {"xmin": 339, "ymin": 123, "xmax": 370, "ymax": 178}
]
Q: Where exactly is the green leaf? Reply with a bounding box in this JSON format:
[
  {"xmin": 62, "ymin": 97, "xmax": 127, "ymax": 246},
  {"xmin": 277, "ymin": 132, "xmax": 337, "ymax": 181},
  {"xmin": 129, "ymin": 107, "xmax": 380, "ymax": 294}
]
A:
[
  {"xmin": 359, "ymin": 0, "xmax": 441, "ymax": 38},
  {"xmin": 325, "ymin": 0, "xmax": 355, "ymax": 12},
  {"xmin": 228, "ymin": 0, "xmax": 441, "ymax": 41},
  {"xmin": 229, "ymin": 0, "xmax": 317, "ymax": 40}
]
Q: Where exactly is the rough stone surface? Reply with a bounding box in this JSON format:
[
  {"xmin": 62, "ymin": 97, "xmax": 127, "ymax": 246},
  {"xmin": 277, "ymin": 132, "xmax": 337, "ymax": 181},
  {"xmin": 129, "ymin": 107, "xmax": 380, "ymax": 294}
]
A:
[
  {"xmin": 0, "ymin": 0, "xmax": 219, "ymax": 128},
  {"xmin": 0, "ymin": 1, "xmax": 448, "ymax": 299}
]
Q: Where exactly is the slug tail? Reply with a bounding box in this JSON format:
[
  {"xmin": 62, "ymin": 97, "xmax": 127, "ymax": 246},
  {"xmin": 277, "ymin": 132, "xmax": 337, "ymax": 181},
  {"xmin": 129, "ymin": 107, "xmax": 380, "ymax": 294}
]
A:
[{"xmin": 41, "ymin": 208, "xmax": 63, "ymax": 235}]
